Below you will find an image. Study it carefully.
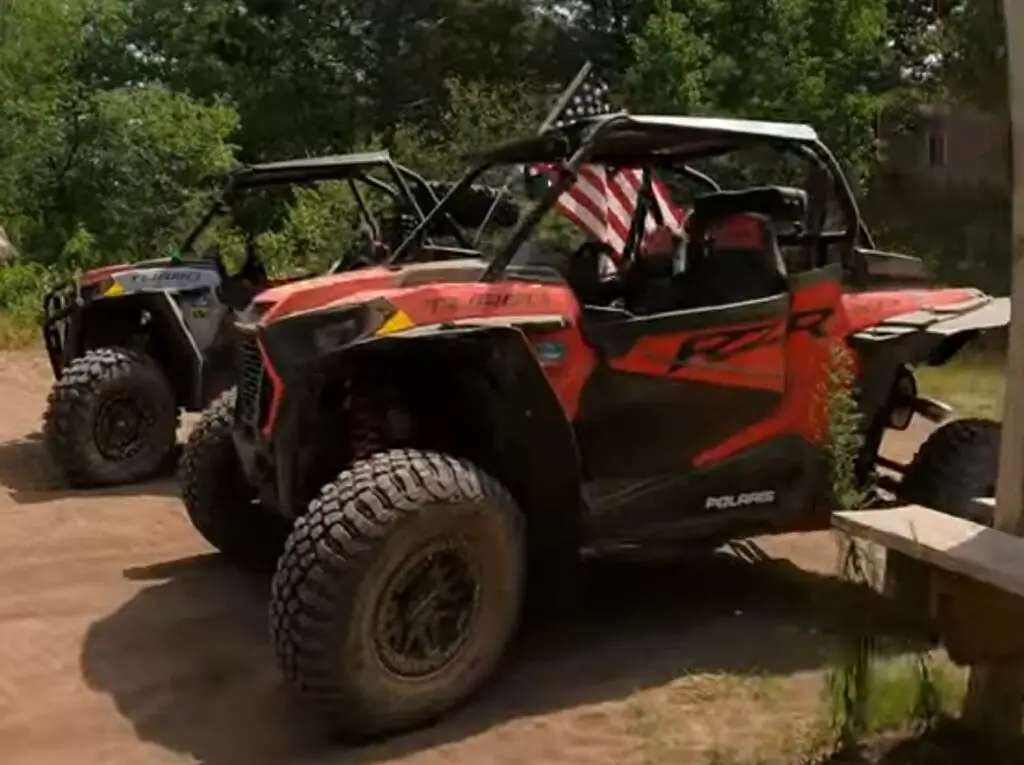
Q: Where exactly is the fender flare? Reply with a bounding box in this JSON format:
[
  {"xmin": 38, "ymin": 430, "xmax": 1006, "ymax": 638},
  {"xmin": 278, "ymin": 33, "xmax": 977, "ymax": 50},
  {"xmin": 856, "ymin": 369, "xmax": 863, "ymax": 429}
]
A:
[
  {"xmin": 66, "ymin": 292, "xmax": 205, "ymax": 408},
  {"xmin": 283, "ymin": 324, "xmax": 585, "ymax": 553}
]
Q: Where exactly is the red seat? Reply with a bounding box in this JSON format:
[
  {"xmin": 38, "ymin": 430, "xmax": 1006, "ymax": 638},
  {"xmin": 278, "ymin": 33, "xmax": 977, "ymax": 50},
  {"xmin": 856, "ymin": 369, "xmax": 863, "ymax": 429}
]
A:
[{"xmin": 641, "ymin": 225, "xmax": 677, "ymax": 258}]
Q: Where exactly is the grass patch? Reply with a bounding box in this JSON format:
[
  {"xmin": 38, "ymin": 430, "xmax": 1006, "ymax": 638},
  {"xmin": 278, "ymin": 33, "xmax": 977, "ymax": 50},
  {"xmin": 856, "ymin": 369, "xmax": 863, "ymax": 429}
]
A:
[
  {"xmin": 698, "ymin": 656, "xmax": 967, "ymax": 764},
  {"xmin": 916, "ymin": 356, "xmax": 1006, "ymax": 420},
  {"xmin": 0, "ymin": 312, "xmax": 40, "ymax": 350},
  {"xmin": 826, "ymin": 653, "xmax": 966, "ymax": 735}
]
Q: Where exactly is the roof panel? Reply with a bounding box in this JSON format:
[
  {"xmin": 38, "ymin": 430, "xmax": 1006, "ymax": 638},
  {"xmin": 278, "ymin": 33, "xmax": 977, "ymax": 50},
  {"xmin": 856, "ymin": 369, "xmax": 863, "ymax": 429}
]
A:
[
  {"xmin": 234, "ymin": 151, "xmax": 395, "ymax": 187},
  {"xmin": 474, "ymin": 113, "xmax": 820, "ymax": 166},
  {"xmin": 626, "ymin": 114, "xmax": 818, "ymax": 142}
]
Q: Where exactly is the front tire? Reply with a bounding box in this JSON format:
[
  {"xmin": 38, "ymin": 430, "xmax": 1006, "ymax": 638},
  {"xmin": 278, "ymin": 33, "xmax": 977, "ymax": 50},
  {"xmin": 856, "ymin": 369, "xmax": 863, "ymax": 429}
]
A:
[
  {"xmin": 179, "ymin": 388, "xmax": 290, "ymax": 571},
  {"xmin": 269, "ymin": 449, "xmax": 525, "ymax": 740},
  {"xmin": 43, "ymin": 348, "xmax": 178, "ymax": 487},
  {"xmin": 898, "ymin": 417, "xmax": 999, "ymax": 524}
]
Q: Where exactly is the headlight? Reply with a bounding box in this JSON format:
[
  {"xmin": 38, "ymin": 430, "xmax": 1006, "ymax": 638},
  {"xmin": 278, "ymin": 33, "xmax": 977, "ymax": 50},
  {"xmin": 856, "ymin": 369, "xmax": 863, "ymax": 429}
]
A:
[{"xmin": 258, "ymin": 298, "xmax": 396, "ymax": 375}]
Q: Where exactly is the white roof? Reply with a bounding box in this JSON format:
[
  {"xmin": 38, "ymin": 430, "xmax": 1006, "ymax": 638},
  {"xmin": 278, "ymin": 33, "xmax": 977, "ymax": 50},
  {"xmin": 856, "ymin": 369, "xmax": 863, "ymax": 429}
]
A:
[{"xmin": 624, "ymin": 114, "xmax": 819, "ymax": 143}]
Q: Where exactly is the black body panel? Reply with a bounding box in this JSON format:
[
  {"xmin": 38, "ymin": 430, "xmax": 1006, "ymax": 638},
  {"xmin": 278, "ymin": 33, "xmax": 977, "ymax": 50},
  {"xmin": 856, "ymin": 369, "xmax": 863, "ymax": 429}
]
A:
[
  {"xmin": 582, "ymin": 435, "xmax": 830, "ymax": 544},
  {"xmin": 583, "ymin": 294, "xmax": 789, "ymax": 359},
  {"xmin": 574, "ymin": 368, "xmax": 782, "ymax": 480},
  {"xmin": 235, "ymin": 323, "xmax": 587, "ymax": 541},
  {"xmin": 856, "ymin": 248, "xmax": 930, "ymax": 288}
]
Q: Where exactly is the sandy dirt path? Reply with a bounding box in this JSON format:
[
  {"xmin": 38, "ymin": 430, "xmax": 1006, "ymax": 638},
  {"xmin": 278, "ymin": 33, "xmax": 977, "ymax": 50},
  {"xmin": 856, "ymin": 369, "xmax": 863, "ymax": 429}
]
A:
[{"xmin": 0, "ymin": 350, "xmax": 930, "ymax": 765}]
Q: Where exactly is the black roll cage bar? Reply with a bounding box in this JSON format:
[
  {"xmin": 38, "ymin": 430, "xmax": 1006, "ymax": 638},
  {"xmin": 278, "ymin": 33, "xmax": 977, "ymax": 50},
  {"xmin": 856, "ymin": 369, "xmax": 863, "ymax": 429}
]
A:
[
  {"xmin": 390, "ymin": 112, "xmax": 876, "ymax": 283},
  {"xmin": 179, "ymin": 158, "xmax": 476, "ymax": 258}
]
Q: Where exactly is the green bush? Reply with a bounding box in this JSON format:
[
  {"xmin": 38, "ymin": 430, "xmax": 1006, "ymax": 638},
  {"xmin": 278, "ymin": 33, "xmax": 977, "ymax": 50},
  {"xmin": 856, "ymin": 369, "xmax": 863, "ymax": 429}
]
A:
[
  {"xmin": 0, "ymin": 262, "xmax": 63, "ymax": 348},
  {"xmin": 0, "ymin": 262, "xmax": 61, "ymax": 324}
]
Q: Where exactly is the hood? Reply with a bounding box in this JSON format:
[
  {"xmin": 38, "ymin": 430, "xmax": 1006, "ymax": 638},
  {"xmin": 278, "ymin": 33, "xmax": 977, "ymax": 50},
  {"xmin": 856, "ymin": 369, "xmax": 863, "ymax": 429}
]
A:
[
  {"xmin": 254, "ymin": 258, "xmax": 493, "ymax": 324},
  {"xmin": 77, "ymin": 256, "xmax": 190, "ymax": 287},
  {"xmin": 77, "ymin": 263, "xmax": 133, "ymax": 286}
]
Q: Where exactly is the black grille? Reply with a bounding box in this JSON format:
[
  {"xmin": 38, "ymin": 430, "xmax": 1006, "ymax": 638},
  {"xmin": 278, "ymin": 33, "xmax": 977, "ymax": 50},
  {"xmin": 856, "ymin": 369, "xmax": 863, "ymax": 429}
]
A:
[{"xmin": 236, "ymin": 338, "xmax": 267, "ymax": 428}]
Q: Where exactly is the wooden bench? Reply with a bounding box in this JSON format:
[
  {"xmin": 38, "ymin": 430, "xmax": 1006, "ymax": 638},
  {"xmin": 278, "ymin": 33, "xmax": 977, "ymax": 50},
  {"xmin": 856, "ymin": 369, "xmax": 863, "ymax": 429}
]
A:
[{"xmin": 833, "ymin": 504, "xmax": 1024, "ymax": 665}]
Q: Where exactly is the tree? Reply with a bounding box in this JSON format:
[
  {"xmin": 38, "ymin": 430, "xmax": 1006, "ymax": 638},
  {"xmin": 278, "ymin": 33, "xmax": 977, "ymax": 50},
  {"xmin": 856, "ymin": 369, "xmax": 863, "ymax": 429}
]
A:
[
  {"xmin": 0, "ymin": 0, "xmax": 238, "ymax": 268},
  {"xmin": 624, "ymin": 0, "xmax": 889, "ymax": 181},
  {"xmin": 94, "ymin": 0, "xmax": 579, "ymax": 161}
]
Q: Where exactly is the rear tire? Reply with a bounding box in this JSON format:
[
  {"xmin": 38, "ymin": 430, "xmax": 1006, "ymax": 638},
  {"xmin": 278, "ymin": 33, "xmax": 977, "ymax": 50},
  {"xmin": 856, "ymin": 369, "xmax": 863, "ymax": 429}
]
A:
[
  {"xmin": 269, "ymin": 448, "xmax": 525, "ymax": 740},
  {"xmin": 179, "ymin": 388, "xmax": 290, "ymax": 571},
  {"xmin": 898, "ymin": 417, "xmax": 999, "ymax": 524},
  {"xmin": 43, "ymin": 347, "xmax": 178, "ymax": 487}
]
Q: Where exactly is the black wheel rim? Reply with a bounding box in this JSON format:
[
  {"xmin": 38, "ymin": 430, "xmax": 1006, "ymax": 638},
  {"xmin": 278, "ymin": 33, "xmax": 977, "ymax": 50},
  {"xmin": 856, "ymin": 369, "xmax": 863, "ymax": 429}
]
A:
[
  {"xmin": 374, "ymin": 541, "xmax": 481, "ymax": 678},
  {"xmin": 93, "ymin": 393, "xmax": 155, "ymax": 462}
]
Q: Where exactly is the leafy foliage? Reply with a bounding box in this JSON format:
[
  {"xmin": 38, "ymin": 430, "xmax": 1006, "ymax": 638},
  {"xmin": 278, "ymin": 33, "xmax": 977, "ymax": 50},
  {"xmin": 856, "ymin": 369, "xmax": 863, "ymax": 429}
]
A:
[
  {"xmin": 0, "ymin": 0, "xmax": 1010, "ymax": 343},
  {"xmin": 625, "ymin": 0, "xmax": 889, "ymax": 183},
  {"xmin": 0, "ymin": 0, "xmax": 237, "ymax": 273}
]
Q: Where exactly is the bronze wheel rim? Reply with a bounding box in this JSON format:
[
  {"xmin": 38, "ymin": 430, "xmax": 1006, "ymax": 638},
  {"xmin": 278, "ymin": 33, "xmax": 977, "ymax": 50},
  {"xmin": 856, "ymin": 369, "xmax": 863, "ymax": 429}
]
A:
[{"xmin": 373, "ymin": 541, "xmax": 481, "ymax": 678}]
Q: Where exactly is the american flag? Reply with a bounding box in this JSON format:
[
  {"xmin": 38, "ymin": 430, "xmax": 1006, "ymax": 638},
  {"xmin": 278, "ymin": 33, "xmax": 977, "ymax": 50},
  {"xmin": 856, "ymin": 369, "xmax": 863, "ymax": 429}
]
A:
[{"xmin": 535, "ymin": 67, "xmax": 686, "ymax": 257}]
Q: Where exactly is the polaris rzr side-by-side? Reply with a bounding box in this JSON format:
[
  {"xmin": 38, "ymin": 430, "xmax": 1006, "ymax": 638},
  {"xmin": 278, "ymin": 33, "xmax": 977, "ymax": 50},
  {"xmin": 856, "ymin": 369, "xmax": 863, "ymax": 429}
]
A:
[
  {"xmin": 180, "ymin": 112, "xmax": 1009, "ymax": 739},
  {"xmin": 41, "ymin": 150, "xmax": 519, "ymax": 488}
]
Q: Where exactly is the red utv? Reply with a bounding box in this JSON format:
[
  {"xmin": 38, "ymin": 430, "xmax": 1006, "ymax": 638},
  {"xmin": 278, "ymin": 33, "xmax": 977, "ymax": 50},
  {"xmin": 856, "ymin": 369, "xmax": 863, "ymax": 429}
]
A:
[{"xmin": 180, "ymin": 113, "xmax": 1009, "ymax": 739}]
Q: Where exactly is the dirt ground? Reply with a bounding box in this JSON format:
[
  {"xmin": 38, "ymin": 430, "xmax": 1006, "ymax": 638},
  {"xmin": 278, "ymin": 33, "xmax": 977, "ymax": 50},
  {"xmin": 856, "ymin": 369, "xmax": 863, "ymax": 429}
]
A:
[{"xmin": 0, "ymin": 350, "xmax": 932, "ymax": 765}]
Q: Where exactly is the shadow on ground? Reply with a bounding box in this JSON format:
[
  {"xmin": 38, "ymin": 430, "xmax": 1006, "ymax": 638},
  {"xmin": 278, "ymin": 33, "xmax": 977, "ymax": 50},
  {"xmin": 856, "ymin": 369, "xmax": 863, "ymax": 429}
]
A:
[
  {"xmin": 0, "ymin": 431, "xmax": 181, "ymax": 503},
  {"xmin": 80, "ymin": 544, "xmax": 927, "ymax": 765}
]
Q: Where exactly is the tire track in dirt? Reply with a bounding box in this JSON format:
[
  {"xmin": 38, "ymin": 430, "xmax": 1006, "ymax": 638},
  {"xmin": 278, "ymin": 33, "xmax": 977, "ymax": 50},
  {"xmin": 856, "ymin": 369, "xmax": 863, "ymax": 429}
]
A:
[{"xmin": 0, "ymin": 350, "xmax": 930, "ymax": 765}]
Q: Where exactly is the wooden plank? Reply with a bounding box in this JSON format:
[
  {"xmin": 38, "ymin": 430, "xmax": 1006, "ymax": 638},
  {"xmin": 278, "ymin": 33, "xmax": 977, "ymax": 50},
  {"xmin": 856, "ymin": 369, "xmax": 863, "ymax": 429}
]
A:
[
  {"xmin": 832, "ymin": 506, "xmax": 1024, "ymax": 599},
  {"xmin": 962, "ymin": 0, "xmax": 1024, "ymax": 736},
  {"xmin": 932, "ymin": 569, "xmax": 1024, "ymax": 665}
]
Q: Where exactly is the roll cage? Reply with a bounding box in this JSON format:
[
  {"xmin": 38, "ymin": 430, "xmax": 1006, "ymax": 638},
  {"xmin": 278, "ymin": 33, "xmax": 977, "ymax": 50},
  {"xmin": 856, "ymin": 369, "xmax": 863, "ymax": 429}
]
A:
[
  {"xmin": 179, "ymin": 151, "xmax": 478, "ymax": 261},
  {"xmin": 392, "ymin": 113, "xmax": 879, "ymax": 285}
]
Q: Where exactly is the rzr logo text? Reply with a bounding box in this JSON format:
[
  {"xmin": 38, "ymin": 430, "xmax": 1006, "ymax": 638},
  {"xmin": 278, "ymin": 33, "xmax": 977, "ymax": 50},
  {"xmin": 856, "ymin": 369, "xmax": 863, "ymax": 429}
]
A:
[{"xmin": 670, "ymin": 307, "xmax": 832, "ymax": 371}]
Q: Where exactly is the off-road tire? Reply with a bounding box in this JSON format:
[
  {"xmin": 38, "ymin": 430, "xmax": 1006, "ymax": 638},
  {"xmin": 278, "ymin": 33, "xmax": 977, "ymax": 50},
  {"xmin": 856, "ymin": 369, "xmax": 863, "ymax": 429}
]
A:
[
  {"xmin": 269, "ymin": 448, "xmax": 525, "ymax": 740},
  {"xmin": 43, "ymin": 347, "xmax": 178, "ymax": 488},
  {"xmin": 180, "ymin": 388, "xmax": 290, "ymax": 571},
  {"xmin": 898, "ymin": 417, "xmax": 1000, "ymax": 524}
]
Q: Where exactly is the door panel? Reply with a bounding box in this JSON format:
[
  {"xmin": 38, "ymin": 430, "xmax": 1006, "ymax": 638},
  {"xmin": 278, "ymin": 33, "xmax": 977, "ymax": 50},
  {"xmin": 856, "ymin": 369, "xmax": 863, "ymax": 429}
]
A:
[
  {"xmin": 692, "ymin": 265, "xmax": 843, "ymax": 468},
  {"xmin": 575, "ymin": 293, "xmax": 789, "ymax": 481}
]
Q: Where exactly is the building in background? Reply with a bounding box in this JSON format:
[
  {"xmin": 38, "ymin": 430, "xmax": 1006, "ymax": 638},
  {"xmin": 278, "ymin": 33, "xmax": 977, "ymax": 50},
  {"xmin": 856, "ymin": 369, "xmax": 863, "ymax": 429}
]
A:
[
  {"xmin": 866, "ymin": 103, "xmax": 1010, "ymax": 296},
  {"xmin": 878, "ymin": 103, "xmax": 1009, "ymax": 191}
]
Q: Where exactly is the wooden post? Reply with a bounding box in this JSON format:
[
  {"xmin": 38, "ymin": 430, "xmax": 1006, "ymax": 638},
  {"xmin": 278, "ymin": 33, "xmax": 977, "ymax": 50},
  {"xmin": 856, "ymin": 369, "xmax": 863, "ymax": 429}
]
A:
[{"xmin": 961, "ymin": 0, "xmax": 1024, "ymax": 737}]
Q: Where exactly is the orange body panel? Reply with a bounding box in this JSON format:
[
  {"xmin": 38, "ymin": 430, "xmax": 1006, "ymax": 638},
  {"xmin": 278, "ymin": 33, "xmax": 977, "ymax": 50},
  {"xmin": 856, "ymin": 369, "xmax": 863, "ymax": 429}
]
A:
[
  {"xmin": 252, "ymin": 258, "xmax": 990, "ymax": 472},
  {"xmin": 841, "ymin": 288, "xmax": 979, "ymax": 334},
  {"xmin": 694, "ymin": 284, "xmax": 983, "ymax": 466},
  {"xmin": 256, "ymin": 267, "xmax": 400, "ymax": 322}
]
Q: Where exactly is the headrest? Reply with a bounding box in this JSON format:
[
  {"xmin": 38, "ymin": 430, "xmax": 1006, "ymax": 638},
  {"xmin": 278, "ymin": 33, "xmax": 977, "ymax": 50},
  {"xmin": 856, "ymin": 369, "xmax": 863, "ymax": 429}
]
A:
[
  {"xmin": 642, "ymin": 225, "xmax": 677, "ymax": 257},
  {"xmin": 709, "ymin": 214, "xmax": 771, "ymax": 251},
  {"xmin": 693, "ymin": 186, "xmax": 807, "ymax": 227}
]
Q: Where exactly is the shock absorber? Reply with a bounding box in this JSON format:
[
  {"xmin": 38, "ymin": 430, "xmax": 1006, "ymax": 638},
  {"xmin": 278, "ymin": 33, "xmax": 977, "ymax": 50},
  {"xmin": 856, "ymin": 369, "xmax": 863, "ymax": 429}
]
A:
[{"xmin": 348, "ymin": 393, "xmax": 384, "ymax": 460}]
